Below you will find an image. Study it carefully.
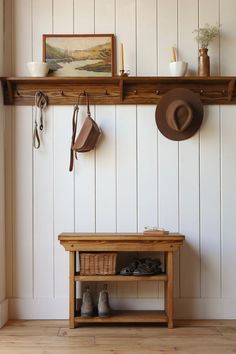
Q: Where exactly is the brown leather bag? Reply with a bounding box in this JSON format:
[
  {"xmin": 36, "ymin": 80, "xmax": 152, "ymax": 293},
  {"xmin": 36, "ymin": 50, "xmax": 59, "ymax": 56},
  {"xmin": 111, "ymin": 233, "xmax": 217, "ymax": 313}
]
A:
[{"xmin": 69, "ymin": 94, "xmax": 101, "ymax": 171}]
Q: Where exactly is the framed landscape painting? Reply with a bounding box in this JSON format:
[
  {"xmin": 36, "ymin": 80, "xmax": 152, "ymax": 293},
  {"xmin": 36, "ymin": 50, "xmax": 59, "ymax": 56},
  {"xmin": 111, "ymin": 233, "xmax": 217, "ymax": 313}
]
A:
[{"xmin": 43, "ymin": 34, "xmax": 115, "ymax": 77}]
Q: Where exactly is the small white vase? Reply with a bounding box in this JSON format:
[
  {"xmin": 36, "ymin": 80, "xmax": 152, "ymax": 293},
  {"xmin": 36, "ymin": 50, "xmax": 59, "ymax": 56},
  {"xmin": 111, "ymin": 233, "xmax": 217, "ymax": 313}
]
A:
[
  {"xmin": 169, "ymin": 61, "xmax": 188, "ymax": 76},
  {"xmin": 27, "ymin": 62, "xmax": 49, "ymax": 77}
]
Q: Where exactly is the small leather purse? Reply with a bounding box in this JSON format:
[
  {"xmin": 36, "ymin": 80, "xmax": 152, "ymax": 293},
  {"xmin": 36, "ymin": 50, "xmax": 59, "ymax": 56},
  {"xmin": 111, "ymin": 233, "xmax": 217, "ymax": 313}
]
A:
[{"xmin": 69, "ymin": 94, "xmax": 101, "ymax": 171}]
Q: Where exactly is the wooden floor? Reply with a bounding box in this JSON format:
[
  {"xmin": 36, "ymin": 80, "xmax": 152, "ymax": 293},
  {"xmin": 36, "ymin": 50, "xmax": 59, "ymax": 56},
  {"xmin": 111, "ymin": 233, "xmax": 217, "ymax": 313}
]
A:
[{"xmin": 0, "ymin": 320, "xmax": 236, "ymax": 354}]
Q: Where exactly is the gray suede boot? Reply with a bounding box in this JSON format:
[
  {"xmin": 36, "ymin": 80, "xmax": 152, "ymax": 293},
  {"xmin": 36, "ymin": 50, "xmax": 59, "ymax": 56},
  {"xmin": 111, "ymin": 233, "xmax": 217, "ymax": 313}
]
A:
[
  {"xmin": 81, "ymin": 287, "xmax": 94, "ymax": 317},
  {"xmin": 98, "ymin": 285, "xmax": 112, "ymax": 317}
]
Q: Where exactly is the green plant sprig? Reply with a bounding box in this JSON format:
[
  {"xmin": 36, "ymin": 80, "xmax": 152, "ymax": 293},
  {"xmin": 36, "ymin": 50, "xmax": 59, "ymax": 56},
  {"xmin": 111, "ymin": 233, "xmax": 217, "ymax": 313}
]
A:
[{"xmin": 193, "ymin": 23, "xmax": 220, "ymax": 48}]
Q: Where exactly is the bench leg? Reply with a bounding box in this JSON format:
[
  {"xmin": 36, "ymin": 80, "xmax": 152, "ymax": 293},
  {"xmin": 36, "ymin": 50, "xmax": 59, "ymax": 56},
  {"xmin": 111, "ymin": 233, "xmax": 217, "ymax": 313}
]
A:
[
  {"xmin": 69, "ymin": 251, "xmax": 76, "ymax": 329},
  {"xmin": 166, "ymin": 251, "xmax": 174, "ymax": 329}
]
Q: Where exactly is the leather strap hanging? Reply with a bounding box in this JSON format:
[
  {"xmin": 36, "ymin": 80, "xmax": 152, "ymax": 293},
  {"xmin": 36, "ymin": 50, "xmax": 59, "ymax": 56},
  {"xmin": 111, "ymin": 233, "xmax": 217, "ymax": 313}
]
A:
[
  {"xmin": 69, "ymin": 94, "xmax": 83, "ymax": 172},
  {"xmin": 33, "ymin": 91, "xmax": 48, "ymax": 149},
  {"xmin": 69, "ymin": 104, "xmax": 79, "ymax": 172}
]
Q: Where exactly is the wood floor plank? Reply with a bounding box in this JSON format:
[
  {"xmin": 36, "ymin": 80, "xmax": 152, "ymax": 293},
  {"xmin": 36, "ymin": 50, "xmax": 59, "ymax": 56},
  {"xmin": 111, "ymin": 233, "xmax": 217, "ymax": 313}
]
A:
[
  {"xmin": 0, "ymin": 335, "xmax": 94, "ymax": 348},
  {"xmin": 216, "ymin": 325, "xmax": 236, "ymax": 336},
  {"xmin": 0, "ymin": 326, "xmax": 59, "ymax": 336},
  {"xmin": 5, "ymin": 320, "xmax": 68, "ymax": 327},
  {"xmin": 58, "ymin": 325, "xmax": 220, "ymax": 337},
  {"xmin": 1, "ymin": 320, "xmax": 236, "ymax": 354}
]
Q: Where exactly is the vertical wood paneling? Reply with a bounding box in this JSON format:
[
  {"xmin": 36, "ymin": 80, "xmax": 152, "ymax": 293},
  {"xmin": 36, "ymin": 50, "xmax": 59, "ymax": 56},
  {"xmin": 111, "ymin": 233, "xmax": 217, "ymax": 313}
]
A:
[
  {"xmin": 157, "ymin": 135, "xmax": 179, "ymax": 297},
  {"xmin": 136, "ymin": 0, "xmax": 157, "ymax": 233},
  {"xmin": 136, "ymin": 0, "xmax": 158, "ymax": 299},
  {"xmin": 74, "ymin": 0, "xmax": 94, "ymax": 34},
  {"xmin": 33, "ymin": 107, "xmax": 54, "ymax": 298},
  {"xmin": 0, "ymin": 0, "xmax": 5, "ymax": 303},
  {"xmin": 137, "ymin": 0, "xmax": 157, "ymax": 76},
  {"xmin": 116, "ymin": 0, "xmax": 136, "ymax": 74},
  {"xmin": 220, "ymin": 0, "xmax": 236, "ymax": 298},
  {"xmin": 53, "ymin": 0, "xmax": 74, "ymax": 34},
  {"xmin": 53, "ymin": 0, "xmax": 75, "ymax": 299},
  {"xmin": 74, "ymin": 1, "xmax": 95, "ymax": 232},
  {"xmin": 0, "ymin": 0, "xmax": 3, "ymax": 73},
  {"xmin": 157, "ymin": 0, "xmax": 178, "ymax": 230},
  {"xmin": 199, "ymin": 0, "xmax": 220, "ymax": 76},
  {"xmin": 220, "ymin": 0, "xmax": 236, "ymax": 75},
  {"xmin": 137, "ymin": 106, "xmax": 159, "ymax": 299},
  {"xmin": 157, "ymin": 0, "xmax": 179, "ymax": 298},
  {"xmin": 137, "ymin": 106, "xmax": 158, "ymax": 232},
  {"xmin": 221, "ymin": 106, "xmax": 236, "ymax": 298},
  {"xmin": 116, "ymin": 0, "xmax": 137, "ymax": 235},
  {"xmin": 116, "ymin": 5, "xmax": 137, "ymax": 298},
  {"xmin": 4, "ymin": 0, "xmax": 13, "ymax": 298},
  {"xmin": 95, "ymin": 0, "xmax": 116, "ymax": 232},
  {"xmin": 116, "ymin": 106, "xmax": 137, "ymax": 232},
  {"xmin": 179, "ymin": 134, "xmax": 200, "ymax": 298},
  {"xmin": 158, "ymin": 0, "xmax": 177, "ymax": 75},
  {"xmin": 116, "ymin": 105, "xmax": 137, "ymax": 298},
  {"xmin": 178, "ymin": 0, "xmax": 198, "ymax": 74},
  {"xmin": 32, "ymin": 0, "xmax": 53, "ymax": 298},
  {"xmin": 12, "ymin": 0, "xmax": 33, "ymax": 299},
  {"xmin": 32, "ymin": 0, "xmax": 52, "ymax": 61},
  {"xmin": 54, "ymin": 107, "xmax": 74, "ymax": 297},
  {"xmin": 12, "ymin": 107, "xmax": 33, "ymax": 298},
  {"xmin": 12, "ymin": 0, "xmax": 32, "ymax": 75},
  {"xmin": 95, "ymin": 0, "xmax": 115, "ymax": 33},
  {"xmin": 199, "ymin": 0, "xmax": 221, "ymax": 298},
  {"xmin": 95, "ymin": 107, "xmax": 116, "ymax": 232},
  {"xmin": 3, "ymin": 0, "xmax": 12, "ymax": 76},
  {"xmin": 178, "ymin": 0, "xmax": 200, "ymax": 299},
  {"xmin": 95, "ymin": 0, "xmax": 116, "ymax": 297},
  {"xmin": 5, "ymin": 110, "xmax": 13, "ymax": 297},
  {"xmin": 200, "ymin": 106, "xmax": 221, "ymax": 298}
]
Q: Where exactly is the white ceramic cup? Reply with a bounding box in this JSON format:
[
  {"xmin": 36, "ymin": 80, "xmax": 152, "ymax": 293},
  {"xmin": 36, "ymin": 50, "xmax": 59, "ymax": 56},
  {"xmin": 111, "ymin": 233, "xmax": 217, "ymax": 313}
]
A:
[
  {"xmin": 27, "ymin": 62, "xmax": 49, "ymax": 77},
  {"xmin": 169, "ymin": 61, "xmax": 188, "ymax": 76}
]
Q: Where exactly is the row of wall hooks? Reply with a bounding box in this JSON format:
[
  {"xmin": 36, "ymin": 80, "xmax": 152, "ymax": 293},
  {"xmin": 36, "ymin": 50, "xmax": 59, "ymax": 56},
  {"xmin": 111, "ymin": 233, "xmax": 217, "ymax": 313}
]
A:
[
  {"xmin": 1, "ymin": 76, "xmax": 236, "ymax": 106},
  {"xmin": 15, "ymin": 89, "xmax": 109, "ymax": 99}
]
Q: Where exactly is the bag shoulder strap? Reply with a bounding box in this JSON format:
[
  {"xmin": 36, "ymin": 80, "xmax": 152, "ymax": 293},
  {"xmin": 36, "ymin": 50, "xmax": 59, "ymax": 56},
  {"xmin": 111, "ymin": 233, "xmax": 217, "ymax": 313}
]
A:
[
  {"xmin": 69, "ymin": 104, "xmax": 79, "ymax": 171},
  {"xmin": 69, "ymin": 93, "xmax": 85, "ymax": 171},
  {"xmin": 86, "ymin": 93, "xmax": 91, "ymax": 117}
]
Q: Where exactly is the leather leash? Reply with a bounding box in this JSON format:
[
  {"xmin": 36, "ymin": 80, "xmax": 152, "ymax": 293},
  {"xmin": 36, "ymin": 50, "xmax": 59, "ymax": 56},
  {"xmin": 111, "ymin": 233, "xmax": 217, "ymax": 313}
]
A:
[
  {"xmin": 69, "ymin": 93, "xmax": 83, "ymax": 171},
  {"xmin": 33, "ymin": 91, "xmax": 48, "ymax": 149}
]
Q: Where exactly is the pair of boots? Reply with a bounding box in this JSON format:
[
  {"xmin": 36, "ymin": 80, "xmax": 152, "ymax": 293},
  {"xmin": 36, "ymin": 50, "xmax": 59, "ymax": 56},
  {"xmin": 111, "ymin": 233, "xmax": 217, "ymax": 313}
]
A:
[{"xmin": 81, "ymin": 285, "xmax": 111, "ymax": 318}]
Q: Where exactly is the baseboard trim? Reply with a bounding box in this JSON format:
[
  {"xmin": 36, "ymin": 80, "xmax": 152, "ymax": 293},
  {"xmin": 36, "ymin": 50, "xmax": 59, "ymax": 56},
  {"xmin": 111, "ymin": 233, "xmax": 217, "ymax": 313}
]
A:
[
  {"xmin": 0, "ymin": 299, "xmax": 8, "ymax": 328},
  {"xmin": 8, "ymin": 297, "xmax": 236, "ymax": 320},
  {"xmin": 9, "ymin": 298, "xmax": 68, "ymax": 319},
  {"xmin": 175, "ymin": 298, "xmax": 236, "ymax": 319}
]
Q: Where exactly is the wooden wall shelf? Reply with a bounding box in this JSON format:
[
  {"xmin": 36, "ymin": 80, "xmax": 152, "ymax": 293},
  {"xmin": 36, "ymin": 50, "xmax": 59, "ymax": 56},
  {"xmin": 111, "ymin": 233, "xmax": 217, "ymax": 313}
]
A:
[{"xmin": 1, "ymin": 76, "xmax": 236, "ymax": 106}]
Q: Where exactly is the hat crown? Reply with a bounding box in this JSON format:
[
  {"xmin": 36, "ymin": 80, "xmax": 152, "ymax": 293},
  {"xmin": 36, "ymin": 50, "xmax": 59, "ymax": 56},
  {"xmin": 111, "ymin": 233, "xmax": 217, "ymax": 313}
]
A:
[
  {"xmin": 155, "ymin": 88, "xmax": 204, "ymax": 141},
  {"xmin": 166, "ymin": 99, "xmax": 193, "ymax": 132}
]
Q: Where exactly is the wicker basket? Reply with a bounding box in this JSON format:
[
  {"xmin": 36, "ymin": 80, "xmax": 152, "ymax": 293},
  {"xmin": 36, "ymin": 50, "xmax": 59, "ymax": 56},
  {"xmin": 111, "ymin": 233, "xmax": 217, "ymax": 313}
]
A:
[{"xmin": 79, "ymin": 252, "xmax": 117, "ymax": 275}]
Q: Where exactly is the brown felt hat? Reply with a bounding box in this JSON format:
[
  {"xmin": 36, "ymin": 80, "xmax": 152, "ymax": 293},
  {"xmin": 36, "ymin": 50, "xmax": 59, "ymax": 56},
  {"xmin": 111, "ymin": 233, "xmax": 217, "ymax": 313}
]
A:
[{"xmin": 155, "ymin": 88, "xmax": 204, "ymax": 141}]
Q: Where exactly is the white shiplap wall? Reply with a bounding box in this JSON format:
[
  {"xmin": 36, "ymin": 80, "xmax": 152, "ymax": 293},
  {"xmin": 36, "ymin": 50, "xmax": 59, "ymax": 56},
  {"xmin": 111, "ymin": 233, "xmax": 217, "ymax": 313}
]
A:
[
  {"xmin": 0, "ymin": 0, "xmax": 8, "ymax": 328},
  {"xmin": 4, "ymin": 0, "xmax": 236, "ymax": 319}
]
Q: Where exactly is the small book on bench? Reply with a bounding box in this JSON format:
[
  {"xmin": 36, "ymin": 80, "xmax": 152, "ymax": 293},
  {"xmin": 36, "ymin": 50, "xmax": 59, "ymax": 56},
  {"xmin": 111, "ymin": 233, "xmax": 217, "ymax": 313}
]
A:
[{"xmin": 143, "ymin": 228, "xmax": 169, "ymax": 235}]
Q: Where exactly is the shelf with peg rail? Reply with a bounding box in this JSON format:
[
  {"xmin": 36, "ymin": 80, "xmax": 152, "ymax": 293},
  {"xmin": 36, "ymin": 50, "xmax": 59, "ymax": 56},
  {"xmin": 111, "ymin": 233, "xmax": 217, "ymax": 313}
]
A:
[
  {"xmin": 58, "ymin": 232, "xmax": 185, "ymax": 329},
  {"xmin": 1, "ymin": 76, "xmax": 236, "ymax": 106}
]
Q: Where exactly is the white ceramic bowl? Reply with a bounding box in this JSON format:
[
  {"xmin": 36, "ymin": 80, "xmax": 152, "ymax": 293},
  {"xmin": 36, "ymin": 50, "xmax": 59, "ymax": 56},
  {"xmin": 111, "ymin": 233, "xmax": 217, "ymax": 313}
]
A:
[
  {"xmin": 169, "ymin": 61, "xmax": 188, "ymax": 76},
  {"xmin": 27, "ymin": 62, "xmax": 49, "ymax": 77}
]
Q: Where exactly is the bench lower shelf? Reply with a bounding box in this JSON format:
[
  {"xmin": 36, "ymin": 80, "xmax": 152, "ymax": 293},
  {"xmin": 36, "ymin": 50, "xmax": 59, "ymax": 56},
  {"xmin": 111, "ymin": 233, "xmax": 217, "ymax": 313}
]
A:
[
  {"xmin": 75, "ymin": 274, "xmax": 168, "ymax": 282},
  {"xmin": 75, "ymin": 310, "xmax": 168, "ymax": 324}
]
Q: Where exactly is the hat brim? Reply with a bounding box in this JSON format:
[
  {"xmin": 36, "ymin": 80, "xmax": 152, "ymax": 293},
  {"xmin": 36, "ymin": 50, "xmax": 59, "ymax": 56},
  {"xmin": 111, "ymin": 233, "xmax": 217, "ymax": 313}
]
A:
[{"xmin": 155, "ymin": 88, "xmax": 204, "ymax": 141}]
